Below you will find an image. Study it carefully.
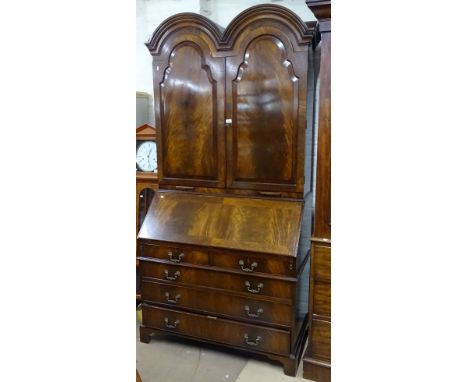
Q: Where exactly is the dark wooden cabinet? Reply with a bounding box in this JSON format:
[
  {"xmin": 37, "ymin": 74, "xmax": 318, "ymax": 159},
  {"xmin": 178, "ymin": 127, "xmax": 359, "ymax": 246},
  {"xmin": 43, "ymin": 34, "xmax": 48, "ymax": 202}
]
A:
[
  {"xmin": 138, "ymin": 4, "xmax": 318, "ymax": 376},
  {"xmin": 303, "ymin": 1, "xmax": 332, "ymax": 381}
]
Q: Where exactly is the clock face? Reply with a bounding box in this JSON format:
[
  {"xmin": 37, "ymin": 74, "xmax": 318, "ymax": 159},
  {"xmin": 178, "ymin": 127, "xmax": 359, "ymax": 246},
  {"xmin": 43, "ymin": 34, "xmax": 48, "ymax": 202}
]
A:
[{"xmin": 136, "ymin": 141, "xmax": 157, "ymax": 172}]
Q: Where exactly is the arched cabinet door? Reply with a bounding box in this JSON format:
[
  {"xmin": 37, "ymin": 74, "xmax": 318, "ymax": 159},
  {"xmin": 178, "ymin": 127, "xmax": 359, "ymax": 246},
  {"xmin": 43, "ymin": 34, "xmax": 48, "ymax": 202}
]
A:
[
  {"xmin": 224, "ymin": 9, "xmax": 312, "ymax": 195},
  {"xmin": 146, "ymin": 15, "xmax": 226, "ymax": 189}
]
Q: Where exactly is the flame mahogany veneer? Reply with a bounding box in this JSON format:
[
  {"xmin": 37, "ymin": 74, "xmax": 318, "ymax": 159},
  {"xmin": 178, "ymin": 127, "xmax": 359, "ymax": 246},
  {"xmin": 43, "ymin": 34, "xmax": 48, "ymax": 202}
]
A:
[{"xmin": 137, "ymin": 4, "xmax": 318, "ymax": 376}]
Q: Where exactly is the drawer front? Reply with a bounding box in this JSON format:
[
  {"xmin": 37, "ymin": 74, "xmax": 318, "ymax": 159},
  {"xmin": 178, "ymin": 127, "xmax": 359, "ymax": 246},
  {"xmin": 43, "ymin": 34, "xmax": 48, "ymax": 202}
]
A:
[
  {"xmin": 142, "ymin": 304, "xmax": 291, "ymax": 356},
  {"xmin": 212, "ymin": 251, "xmax": 294, "ymax": 277},
  {"xmin": 139, "ymin": 261, "xmax": 294, "ymax": 301},
  {"xmin": 141, "ymin": 281, "xmax": 292, "ymax": 327},
  {"xmin": 310, "ymin": 319, "xmax": 331, "ymax": 360},
  {"xmin": 139, "ymin": 243, "xmax": 209, "ymax": 266},
  {"xmin": 313, "ymin": 245, "xmax": 331, "ymax": 281},
  {"xmin": 313, "ymin": 281, "xmax": 331, "ymax": 317}
]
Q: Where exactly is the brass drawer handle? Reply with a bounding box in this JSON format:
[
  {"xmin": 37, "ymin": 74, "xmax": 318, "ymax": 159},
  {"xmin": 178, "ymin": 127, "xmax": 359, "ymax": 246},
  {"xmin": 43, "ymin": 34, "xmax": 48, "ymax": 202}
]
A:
[
  {"xmin": 244, "ymin": 305, "xmax": 263, "ymax": 318},
  {"xmin": 168, "ymin": 251, "xmax": 184, "ymax": 263},
  {"xmin": 244, "ymin": 281, "xmax": 263, "ymax": 294},
  {"xmin": 239, "ymin": 260, "xmax": 258, "ymax": 272},
  {"xmin": 244, "ymin": 334, "xmax": 262, "ymax": 346},
  {"xmin": 165, "ymin": 292, "xmax": 181, "ymax": 304},
  {"xmin": 164, "ymin": 317, "xmax": 180, "ymax": 329},
  {"xmin": 164, "ymin": 269, "xmax": 181, "ymax": 281}
]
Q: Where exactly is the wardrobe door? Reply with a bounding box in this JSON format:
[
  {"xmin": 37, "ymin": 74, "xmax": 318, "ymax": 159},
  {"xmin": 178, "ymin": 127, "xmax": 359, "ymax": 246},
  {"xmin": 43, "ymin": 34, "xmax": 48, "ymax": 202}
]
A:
[
  {"xmin": 225, "ymin": 24, "xmax": 310, "ymax": 195},
  {"xmin": 149, "ymin": 27, "xmax": 225, "ymax": 189}
]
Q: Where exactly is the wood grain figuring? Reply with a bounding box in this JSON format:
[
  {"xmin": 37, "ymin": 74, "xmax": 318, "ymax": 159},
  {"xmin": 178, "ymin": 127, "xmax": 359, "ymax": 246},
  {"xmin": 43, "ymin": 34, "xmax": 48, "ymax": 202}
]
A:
[
  {"xmin": 211, "ymin": 250, "xmax": 295, "ymax": 276},
  {"xmin": 312, "ymin": 29, "xmax": 331, "ymax": 239},
  {"xmin": 312, "ymin": 281, "xmax": 330, "ymax": 317},
  {"xmin": 139, "ymin": 243, "xmax": 210, "ymax": 266},
  {"xmin": 141, "ymin": 304, "xmax": 291, "ymax": 356},
  {"xmin": 141, "ymin": 280, "xmax": 292, "ymax": 327},
  {"xmin": 313, "ymin": 245, "xmax": 331, "ymax": 281},
  {"xmin": 139, "ymin": 260, "xmax": 294, "ymax": 301},
  {"xmin": 146, "ymin": 4, "xmax": 316, "ymax": 196},
  {"xmin": 310, "ymin": 319, "xmax": 330, "ymax": 359},
  {"xmin": 303, "ymin": 2, "xmax": 331, "ymax": 380},
  {"xmin": 138, "ymin": 192, "xmax": 303, "ymax": 256},
  {"xmin": 140, "ymin": 5, "xmax": 317, "ymax": 377},
  {"xmin": 139, "ymin": 242, "xmax": 296, "ymax": 276},
  {"xmin": 232, "ymin": 36, "xmax": 297, "ymax": 185},
  {"xmin": 161, "ymin": 43, "xmax": 217, "ymax": 179}
]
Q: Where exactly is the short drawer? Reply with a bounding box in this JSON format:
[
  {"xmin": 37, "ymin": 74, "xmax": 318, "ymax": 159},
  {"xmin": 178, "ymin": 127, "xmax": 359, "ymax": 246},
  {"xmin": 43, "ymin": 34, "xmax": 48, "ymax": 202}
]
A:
[
  {"xmin": 139, "ymin": 260, "xmax": 294, "ymax": 301},
  {"xmin": 212, "ymin": 250, "xmax": 294, "ymax": 277},
  {"xmin": 312, "ymin": 245, "xmax": 330, "ymax": 281},
  {"xmin": 138, "ymin": 243, "xmax": 209, "ymax": 266},
  {"xmin": 310, "ymin": 319, "xmax": 331, "ymax": 360},
  {"xmin": 142, "ymin": 304, "xmax": 291, "ymax": 356},
  {"xmin": 141, "ymin": 280, "xmax": 293, "ymax": 327},
  {"xmin": 312, "ymin": 281, "xmax": 331, "ymax": 317}
]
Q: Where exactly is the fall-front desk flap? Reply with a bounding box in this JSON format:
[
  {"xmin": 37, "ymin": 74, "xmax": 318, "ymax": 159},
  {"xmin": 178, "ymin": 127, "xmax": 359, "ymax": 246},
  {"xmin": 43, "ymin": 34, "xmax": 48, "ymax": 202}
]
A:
[{"xmin": 138, "ymin": 191, "xmax": 304, "ymax": 257}]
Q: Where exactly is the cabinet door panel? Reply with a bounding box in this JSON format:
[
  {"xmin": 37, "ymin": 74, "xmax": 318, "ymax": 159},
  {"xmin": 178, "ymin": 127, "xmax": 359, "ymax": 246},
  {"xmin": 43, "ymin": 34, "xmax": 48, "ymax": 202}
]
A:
[
  {"xmin": 154, "ymin": 38, "xmax": 225, "ymax": 188},
  {"xmin": 226, "ymin": 33, "xmax": 308, "ymax": 194}
]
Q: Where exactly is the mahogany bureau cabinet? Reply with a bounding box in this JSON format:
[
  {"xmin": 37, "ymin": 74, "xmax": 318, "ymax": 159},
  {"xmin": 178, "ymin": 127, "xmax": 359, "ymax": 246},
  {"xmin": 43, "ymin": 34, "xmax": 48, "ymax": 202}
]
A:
[{"xmin": 137, "ymin": 4, "xmax": 318, "ymax": 376}]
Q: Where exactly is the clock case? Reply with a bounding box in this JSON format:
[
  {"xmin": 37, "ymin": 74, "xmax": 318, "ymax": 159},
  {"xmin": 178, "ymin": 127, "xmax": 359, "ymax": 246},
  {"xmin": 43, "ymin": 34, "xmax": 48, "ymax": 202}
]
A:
[{"xmin": 136, "ymin": 123, "xmax": 158, "ymax": 172}]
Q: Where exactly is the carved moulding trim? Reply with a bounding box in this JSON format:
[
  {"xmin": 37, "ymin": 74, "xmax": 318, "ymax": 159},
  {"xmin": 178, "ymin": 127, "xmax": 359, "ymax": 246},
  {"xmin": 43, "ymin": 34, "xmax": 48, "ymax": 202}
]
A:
[{"xmin": 145, "ymin": 4, "xmax": 318, "ymax": 56}]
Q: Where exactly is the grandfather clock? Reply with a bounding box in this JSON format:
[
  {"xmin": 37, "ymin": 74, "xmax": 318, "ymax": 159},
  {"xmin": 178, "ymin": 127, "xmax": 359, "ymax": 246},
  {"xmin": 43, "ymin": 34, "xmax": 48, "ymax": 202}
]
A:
[
  {"xmin": 136, "ymin": 123, "xmax": 158, "ymax": 300},
  {"xmin": 303, "ymin": 1, "xmax": 331, "ymax": 381},
  {"xmin": 136, "ymin": 123, "xmax": 158, "ymax": 238}
]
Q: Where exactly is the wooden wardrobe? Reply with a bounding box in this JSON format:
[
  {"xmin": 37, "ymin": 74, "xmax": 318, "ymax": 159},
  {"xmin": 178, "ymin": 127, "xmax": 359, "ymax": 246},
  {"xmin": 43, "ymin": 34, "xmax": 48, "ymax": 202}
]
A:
[
  {"xmin": 303, "ymin": 1, "xmax": 332, "ymax": 381},
  {"xmin": 137, "ymin": 4, "xmax": 318, "ymax": 376}
]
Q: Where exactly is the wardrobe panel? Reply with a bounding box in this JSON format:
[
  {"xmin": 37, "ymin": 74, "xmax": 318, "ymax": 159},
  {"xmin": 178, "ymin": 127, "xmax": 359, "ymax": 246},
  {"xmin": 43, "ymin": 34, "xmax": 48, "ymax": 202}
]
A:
[
  {"xmin": 161, "ymin": 43, "xmax": 217, "ymax": 179},
  {"xmin": 232, "ymin": 36, "xmax": 297, "ymax": 184},
  {"xmin": 225, "ymin": 28, "xmax": 309, "ymax": 195},
  {"xmin": 151, "ymin": 32, "xmax": 225, "ymax": 189}
]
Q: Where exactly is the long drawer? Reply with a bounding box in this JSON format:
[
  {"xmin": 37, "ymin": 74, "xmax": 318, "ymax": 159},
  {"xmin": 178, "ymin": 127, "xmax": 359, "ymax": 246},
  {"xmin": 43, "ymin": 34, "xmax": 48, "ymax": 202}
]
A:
[
  {"xmin": 138, "ymin": 242, "xmax": 295, "ymax": 276},
  {"xmin": 141, "ymin": 280, "xmax": 292, "ymax": 327},
  {"xmin": 142, "ymin": 304, "xmax": 291, "ymax": 356},
  {"xmin": 139, "ymin": 260, "xmax": 294, "ymax": 301}
]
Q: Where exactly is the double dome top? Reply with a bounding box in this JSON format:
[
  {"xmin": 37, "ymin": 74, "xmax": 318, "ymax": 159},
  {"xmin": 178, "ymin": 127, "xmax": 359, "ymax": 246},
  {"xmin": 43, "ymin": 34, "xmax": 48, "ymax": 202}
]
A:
[{"xmin": 145, "ymin": 4, "xmax": 317, "ymax": 54}]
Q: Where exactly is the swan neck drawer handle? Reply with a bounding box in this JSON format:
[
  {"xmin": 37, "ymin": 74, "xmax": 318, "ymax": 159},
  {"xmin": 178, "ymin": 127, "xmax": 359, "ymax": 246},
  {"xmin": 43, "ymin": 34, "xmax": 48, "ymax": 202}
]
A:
[
  {"xmin": 164, "ymin": 270, "xmax": 181, "ymax": 281},
  {"xmin": 165, "ymin": 292, "xmax": 181, "ymax": 304},
  {"xmin": 239, "ymin": 260, "xmax": 258, "ymax": 272},
  {"xmin": 244, "ymin": 334, "xmax": 262, "ymax": 346},
  {"xmin": 168, "ymin": 251, "xmax": 184, "ymax": 263},
  {"xmin": 244, "ymin": 281, "xmax": 264, "ymax": 294},
  {"xmin": 244, "ymin": 305, "xmax": 263, "ymax": 318},
  {"xmin": 164, "ymin": 317, "xmax": 180, "ymax": 329}
]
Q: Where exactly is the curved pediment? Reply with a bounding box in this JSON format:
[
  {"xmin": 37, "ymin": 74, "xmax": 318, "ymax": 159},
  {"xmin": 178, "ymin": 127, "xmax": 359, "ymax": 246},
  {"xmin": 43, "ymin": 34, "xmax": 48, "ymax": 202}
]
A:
[
  {"xmin": 145, "ymin": 12, "xmax": 224, "ymax": 54},
  {"xmin": 221, "ymin": 4, "xmax": 315, "ymax": 50},
  {"xmin": 146, "ymin": 4, "xmax": 317, "ymax": 56}
]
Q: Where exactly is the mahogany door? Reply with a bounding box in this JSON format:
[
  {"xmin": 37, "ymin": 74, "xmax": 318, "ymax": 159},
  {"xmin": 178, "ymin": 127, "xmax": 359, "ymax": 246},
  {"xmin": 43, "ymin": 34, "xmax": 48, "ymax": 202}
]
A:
[
  {"xmin": 150, "ymin": 28, "xmax": 225, "ymax": 189},
  {"xmin": 225, "ymin": 26, "xmax": 310, "ymax": 194}
]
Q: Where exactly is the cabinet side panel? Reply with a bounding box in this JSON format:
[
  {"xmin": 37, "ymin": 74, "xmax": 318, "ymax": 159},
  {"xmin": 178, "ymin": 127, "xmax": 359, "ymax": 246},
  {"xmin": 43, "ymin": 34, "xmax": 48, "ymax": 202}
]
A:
[{"xmin": 291, "ymin": 254, "xmax": 310, "ymax": 350}]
